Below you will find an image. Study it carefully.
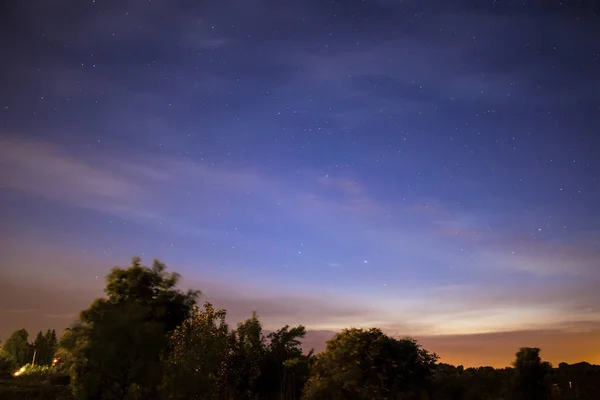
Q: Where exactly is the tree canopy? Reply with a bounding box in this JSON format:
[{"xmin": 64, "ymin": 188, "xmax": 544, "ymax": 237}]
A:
[
  {"xmin": 161, "ymin": 303, "xmax": 313, "ymax": 400},
  {"xmin": 302, "ymin": 327, "xmax": 438, "ymax": 399},
  {"xmin": 3, "ymin": 329, "xmax": 31, "ymax": 368},
  {"xmin": 33, "ymin": 329, "xmax": 58, "ymax": 366},
  {"xmin": 60, "ymin": 257, "xmax": 200, "ymax": 400},
  {"xmin": 102, "ymin": 256, "xmax": 200, "ymax": 332},
  {"xmin": 5, "ymin": 257, "xmax": 600, "ymax": 400},
  {"xmin": 512, "ymin": 347, "xmax": 552, "ymax": 400}
]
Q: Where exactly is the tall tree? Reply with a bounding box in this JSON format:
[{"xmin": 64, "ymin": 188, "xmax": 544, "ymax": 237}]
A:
[
  {"xmin": 512, "ymin": 347, "xmax": 551, "ymax": 400},
  {"xmin": 0, "ymin": 338, "xmax": 16, "ymax": 377},
  {"xmin": 59, "ymin": 257, "xmax": 199, "ymax": 400},
  {"xmin": 257, "ymin": 325, "xmax": 314, "ymax": 400},
  {"xmin": 104, "ymin": 257, "xmax": 199, "ymax": 332},
  {"xmin": 302, "ymin": 328, "xmax": 438, "ymax": 400},
  {"xmin": 45, "ymin": 329, "xmax": 58, "ymax": 364},
  {"xmin": 160, "ymin": 302, "xmax": 232, "ymax": 400},
  {"xmin": 33, "ymin": 331, "xmax": 49, "ymax": 365},
  {"xmin": 227, "ymin": 311, "xmax": 266, "ymax": 398},
  {"xmin": 3, "ymin": 329, "xmax": 31, "ymax": 367},
  {"xmin": 73, "ymin": 302, "xmax": 166, "ymax": 399}
]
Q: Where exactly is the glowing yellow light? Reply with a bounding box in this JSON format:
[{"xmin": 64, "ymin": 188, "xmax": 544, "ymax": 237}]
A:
[
  {"xmin": 13, "ymin": 371, "xmax": 20, "ymax": 377},
  {"xmin": 19, "ymin": 367, "xmax": 25, "ymax": 372}
]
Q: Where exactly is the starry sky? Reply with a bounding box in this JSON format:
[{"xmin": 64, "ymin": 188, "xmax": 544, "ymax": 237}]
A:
[{"xmin": 1, "ymin": 0, "xmax": 599, "ymax": 367}]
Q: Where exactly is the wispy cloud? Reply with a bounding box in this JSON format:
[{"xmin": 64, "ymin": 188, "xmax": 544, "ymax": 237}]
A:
[
  {"xmin": 1, "ymin": 135, "xmax": 599, "ymax": 339},
  {"xmin": 0, "ymin": 137, "xmax": 154, "ymax": 220},
  {"xmin": 1, "ymin": 135, "xmax": 598, "ymax": 279}
]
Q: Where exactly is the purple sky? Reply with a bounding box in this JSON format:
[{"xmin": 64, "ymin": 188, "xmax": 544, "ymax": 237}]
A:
[{"xmin": 1, "ymin": 0, "xmax": 599, "ymax": 366}]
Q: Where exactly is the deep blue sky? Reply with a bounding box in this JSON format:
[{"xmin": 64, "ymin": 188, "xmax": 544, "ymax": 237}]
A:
[{"xmin": 1, "ymin": 0, "xmax": 599, "ymax": 365}]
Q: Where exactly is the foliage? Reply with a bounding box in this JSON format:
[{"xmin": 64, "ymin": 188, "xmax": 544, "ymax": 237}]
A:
[
  {"xmin": 3, "ymin": 329, "xmax": 31, "ymax": 368},
  {"xmin": 431, "ymin": 364, "xmax": 514, "ymax": 400},
  {"xmin": 227, "ymin": 311, "xmax": 266, "ymax": 398},
  {"xmin": 302, "ymin": 327, "xmax": 438, "ymax": 400},
  {"xmin": 257, "ymin": 325, "xmax": 315, "ymax": 400},
  {"xmin": 58, "ymin": 257, "xmax": 199, "ymax": 400},
  {"xmin": 104, "ymin": 257, "xmax": 200, "ymax": 332},
  {"xmin": 33, "ymin": 330, "xmax": 58, "ymax": 367},
  {"xmin": 161, "ymin": 304, "xmax": 314, "ymax": 400},
  {"xmin": 0, "ymin": 353, "xmax": 15, "ymax": 378},
  {"xmin": 512, "ymin": 347, "xmax": 551, "ymax": 400},
  {"xmin": 20, "ymin": 365, "xmax": 53, "ymax": 377},
  {"xmin": 551, "ymin": 362, "xmax": 600, "ymax": 400},
  {"xmin": 1, "ymin": 364, "xmax": 71, "ymax": 400},
  {"xmin": 70, "ymin": 302, "xmax": 166, "ymax": 399},
  {"xmin": 6, "ymin": 258, "xmax": 600, "ymax": 400},
  {"xmin": 160, "ymin": 302, "xmax": 232, "ymax": 400},
  {"xmin": 54, "ymin": 325, "xmax": 84, "ymax": 377}
]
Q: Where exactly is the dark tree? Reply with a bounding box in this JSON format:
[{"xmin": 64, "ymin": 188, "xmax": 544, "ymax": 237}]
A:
[
  {"xmin": 59, "ymin": 257, "xmax": 199, "ymax": 400},
  {"xmin": 45, "ymin": 329, "xmax": 58, "ymax": 364},
  {"xmin": 227, "ymin": 311, "xmax": 266, "ymax": 398},
  {"xmin": 104, "ymin": 257, "xmax": 200, "ymax": 332},
  {"xmin": 3, "ymin": 329, "xmax": 31, "ymax": 367},
  {"xmin": 32, "ymin": 329, "xmax": 57, "ymax": 366},
  {"xmin": 257, "ymin": 325, "xmax": 314, "ymax": 400},
  {"xmin": 160, "ymin": 302, "xmax": 232, "ymax": 400},
  {"xmin": 302, "ymin": 328, "xmax": 438, "ymax": 400},
  {"xmin": 512, "ymin": 347, "xmax": 551, "ymax": 400}
]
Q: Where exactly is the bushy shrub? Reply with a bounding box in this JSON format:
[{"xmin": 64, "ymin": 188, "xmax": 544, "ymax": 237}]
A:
[
  {"xmin": 18, "ymin": 365, "xmax": 55, "ymax": 377},
  {"xmin": 0, "ymin": 355, "xmax": 16, "ymax": 378}
]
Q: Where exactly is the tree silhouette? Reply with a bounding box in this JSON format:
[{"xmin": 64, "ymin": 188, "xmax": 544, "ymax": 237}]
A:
[
  {"xmin": 512, "ymin": 347, "xmax": 551, "ymax": 400},
  {"xmin": 3, "ymin": 329, "xmax": 31, "ymax": 368},
  {"xmin": 6, "ymin": 259, "xmax": 600, "ymax": 400},
  {"xmin": 160, "ymin": 302, "xmax": 232, "ymax": 400},
  {"xmin": 32, "ymin": 329, "xmax": 58, "ymax": 366},
  {"xmin": 302, "ymin": 328, "xmax": 438, "ymax": 400},
  {"xmin": 58, "ymin": 257, "xmax": 199, "ymax": 400},
  {"xmin": 257, "ymin": 325, "xmax": 314, "ymax": 400}
]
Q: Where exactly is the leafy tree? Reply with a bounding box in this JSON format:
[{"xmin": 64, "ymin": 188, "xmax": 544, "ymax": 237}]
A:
[
  {"xmin": 104, "ymin": 257, "xmax": 199, "ymax": 332},
  {"xmin": 3, "ymin": 329, "xmax": 31, "ymax": 367},
  {"xmin": 33, "ymin": 331, "xmax": 47, "ymax": 365},
  {"xmin": 32, "ymin": 330, "xmax": 57, "ymax": 366},
  {"xmin": 431, "ymin": 363, "xmax": 467, "ymax": 400},
  {"xmin": 553, "ymin": 362, "xmax": 600, "ymax": 400},
  {"xmin": 160, "ymin": 302, "xmax": 232, "ymax": 400},
  {"xmin": 73, "ymin": 302, "xmax": 166, "ymax": 399},
  {"xmin": 0, "ymin": 340, "xmax": 14, "ymax": 378},
  {"xmin": 302, "ymin": 328, "xmax": 438, "ymax": 400},
  {"xmin": 227, "ymin": 311, "xmax": 266, "ymax": 398},
  {"xmin": 257, "ymin": 325, "xmax": 314, "ymax": 400},
  {"xmin": 512, "ymin": 347, "xmax": 551, "ymax": 400},
  {"xmin": 45, "ymin": 329, "xmax": 59, "ymax": 364},
  {"xmin": 59, "ymin": 257, "xmax": 199, "ymax": 400},
  {"xmin": 161, "ymin": 305, "xmax": 313, "ymax": 400}
]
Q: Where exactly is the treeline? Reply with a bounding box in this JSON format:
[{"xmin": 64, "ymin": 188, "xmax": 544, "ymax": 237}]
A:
[
  {"xmin": 1, "ymin": 257, "xmax": 599, "ymax": 400},
  {"xmin": 0, "ymin": 328, "xmax": 58, "ymax": 370}
]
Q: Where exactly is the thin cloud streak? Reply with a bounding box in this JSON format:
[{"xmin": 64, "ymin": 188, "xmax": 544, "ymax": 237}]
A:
[
  {"xmin": 1, "ymin": 136, "xmax": 598, "ymax": 337},
  {"xmin": 1, "ymin": 135, "xmax": 597, "ymax": 280}
]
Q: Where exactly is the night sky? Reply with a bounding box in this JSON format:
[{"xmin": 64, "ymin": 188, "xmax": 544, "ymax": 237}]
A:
[{"xmin": 1, "ymin": 0, "xmax": 599, "ymax": 367}]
